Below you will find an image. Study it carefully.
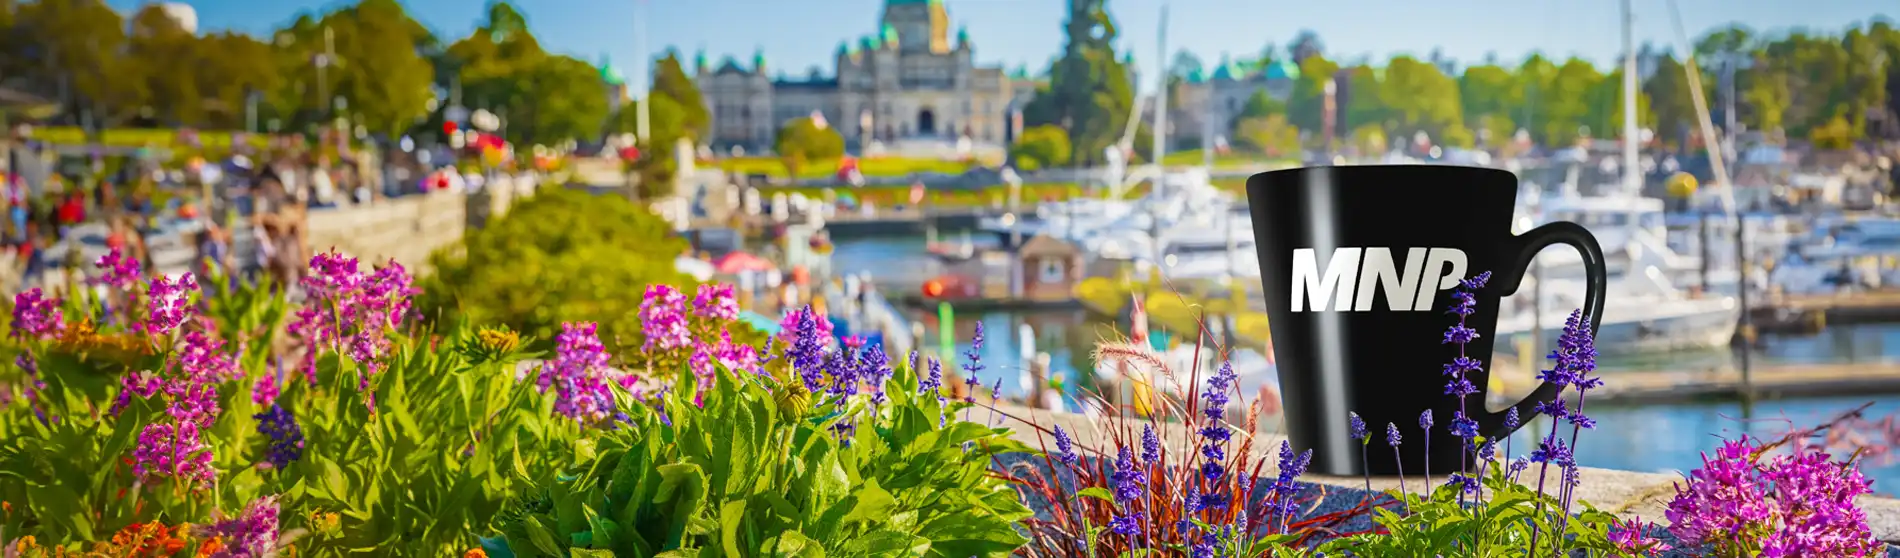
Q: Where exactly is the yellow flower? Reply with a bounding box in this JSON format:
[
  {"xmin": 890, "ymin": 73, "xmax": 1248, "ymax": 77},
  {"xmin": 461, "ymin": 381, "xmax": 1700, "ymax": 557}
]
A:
[{"xmin": 476, "ymin": 327, "xmax": 521, "ymax": 354}]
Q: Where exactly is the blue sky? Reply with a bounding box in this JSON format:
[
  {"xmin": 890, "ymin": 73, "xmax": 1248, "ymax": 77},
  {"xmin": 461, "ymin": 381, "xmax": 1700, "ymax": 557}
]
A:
[{"xmin": 119, "ymin": 0, "xmax": 1891, "ymax": 93}]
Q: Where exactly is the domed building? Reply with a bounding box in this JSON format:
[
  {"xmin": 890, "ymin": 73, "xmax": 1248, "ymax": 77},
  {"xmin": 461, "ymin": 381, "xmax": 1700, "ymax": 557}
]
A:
[
  {"xmin": 1166, "ymin": 55, "xmax": 1301, "ymax": 149},
  {"xmin": 696, "ymin": 0, "xmax": 1016, "ymax": 154},
  {"xmin": 599, "ymin": 55, "xmax": 629, "ymax": 112}
]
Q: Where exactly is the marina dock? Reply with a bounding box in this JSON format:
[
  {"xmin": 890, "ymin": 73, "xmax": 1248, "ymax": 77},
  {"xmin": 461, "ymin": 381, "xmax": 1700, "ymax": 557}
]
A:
[
  {"xmin": 1496, "ymin": 361, "xmax": 1900, "ymax": 405},
  {"xmin": 1750, "ymin": 290, "xmax": 1900, "ymax": 333}
]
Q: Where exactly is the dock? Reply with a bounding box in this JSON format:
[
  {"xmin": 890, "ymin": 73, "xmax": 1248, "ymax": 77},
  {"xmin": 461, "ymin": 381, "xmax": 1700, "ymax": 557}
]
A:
[
  {"xmin": 1750, "ymin": 290, "xmax": 1900, "ymax": 333},
  {"xmin": 1496, "ymin": 361, "xmax": 1900, "ymax": 405}
]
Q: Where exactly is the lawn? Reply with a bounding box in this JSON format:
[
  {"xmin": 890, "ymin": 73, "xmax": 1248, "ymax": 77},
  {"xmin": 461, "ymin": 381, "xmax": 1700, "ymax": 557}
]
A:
[
  {"xmin": 718, "ymin": 155, "xmax": 1001, "ymax": 179},
  {"xmin": 1159, "ymin": 148, "xmax": 1297, "ymax": 169},
  {"xmin": 30, "ymin": 126, "xmax": 269, "ymax": 151}
]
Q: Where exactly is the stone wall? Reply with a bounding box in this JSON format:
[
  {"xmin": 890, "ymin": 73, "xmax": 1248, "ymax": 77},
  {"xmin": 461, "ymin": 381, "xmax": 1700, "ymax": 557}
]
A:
[
  {"xmin": 997, "ymin": 405, "xmax": 1900, "ymax": 541},
  {"xmin": 305, "ymin": 192, "xmax": 467, "ymax": 270},
  {"xmin": 306, "ymin": 180, "xmax": 531, "ymax": 271}
]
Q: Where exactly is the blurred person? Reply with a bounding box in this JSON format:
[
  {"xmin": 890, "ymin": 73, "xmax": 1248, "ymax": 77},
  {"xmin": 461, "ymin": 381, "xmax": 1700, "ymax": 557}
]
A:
[{"xmin": 253, "ymin": 173, "xmax": 306, "ymax": 289}]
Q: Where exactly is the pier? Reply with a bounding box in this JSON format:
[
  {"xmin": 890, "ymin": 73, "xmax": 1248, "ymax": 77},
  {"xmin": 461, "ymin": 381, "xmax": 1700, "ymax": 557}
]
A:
[
  {"xmin": 1750, "ymin": 290, "xmax": 1900, "ymax": 333},
  {"xmin": 1496, "ymin": 360, "xmax": 1900, "ymax": 405},
  {"xmin": 687, "ymin": 206, "xmax": 991, "ymax": 238}
]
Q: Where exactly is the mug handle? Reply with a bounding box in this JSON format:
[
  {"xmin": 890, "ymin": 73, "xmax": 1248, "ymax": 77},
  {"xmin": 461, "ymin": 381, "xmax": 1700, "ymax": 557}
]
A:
[{"xmin": 1477, "ymin": 221, "xmax": 1607, "ymax": 440}]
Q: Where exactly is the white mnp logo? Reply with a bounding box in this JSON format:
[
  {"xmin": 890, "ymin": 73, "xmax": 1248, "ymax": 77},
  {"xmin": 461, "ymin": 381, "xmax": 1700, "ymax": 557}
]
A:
[{"xmin": 1289, "ymin": 247, "xmax": 1468, "ymax": 312}]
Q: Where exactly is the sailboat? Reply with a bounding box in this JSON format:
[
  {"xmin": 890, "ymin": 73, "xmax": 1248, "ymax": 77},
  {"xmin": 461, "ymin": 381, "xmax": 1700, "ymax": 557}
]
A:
[{"xmin": 1491, "ymin": 0, "xmax": 1741, "ymax": 356}]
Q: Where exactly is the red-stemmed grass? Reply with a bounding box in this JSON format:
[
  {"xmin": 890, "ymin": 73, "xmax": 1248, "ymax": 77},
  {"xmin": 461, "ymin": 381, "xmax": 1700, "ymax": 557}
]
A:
[{"xmin": 979, "ymin": 286, "xmax": 1401, "ymax": 555}]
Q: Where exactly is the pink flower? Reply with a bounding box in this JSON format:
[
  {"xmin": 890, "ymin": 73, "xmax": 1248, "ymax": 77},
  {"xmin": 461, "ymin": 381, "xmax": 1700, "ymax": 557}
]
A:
[
  {"xmin": 639, "ymin": 285, "xmax": 690, "ymax": 352},
  {"xmin": 195, "ymin": 495, "xmax": 282, "ymax": 557},
  {"xmin": 1665, "ymin": 436, "xmax": 1884, "ymax": 557},
  {"xmin": 693, "ymin": 283, "xmax": 740, "ymax": 321},
  {"xmin": 712, "ymin": 331, "xmax": 760, "ymax": 375},
  {"xmin": 1607, "ymin": 517, "xmax": 1672, "ymax": 555},
  {"xmin": 535, "ymin": 322, "xmax": 618, "ymax": 425},
  {"xmin": 94, "ymin": 246, "xmax": 142, "ymax": 290},
  {"xmin": 9, "ymin": 288, "xmax": 62, "ymax": 340},
  {"xmin": 132, "ymin": 420, "xmax": 216, "ymax": 487}
]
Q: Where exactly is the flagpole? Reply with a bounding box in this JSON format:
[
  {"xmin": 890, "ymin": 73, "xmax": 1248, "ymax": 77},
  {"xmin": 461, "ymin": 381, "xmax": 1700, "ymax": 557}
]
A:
[{"xmin": 635, "ymin": 0, "xmax": 651, "ymax": 145}]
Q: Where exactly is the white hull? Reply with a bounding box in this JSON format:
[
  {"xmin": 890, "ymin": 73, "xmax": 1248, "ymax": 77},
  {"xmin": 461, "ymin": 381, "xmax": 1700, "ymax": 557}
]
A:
[{"xmin": 1495, "ymin": 298, "xmax": 1739, "ymax": 355}]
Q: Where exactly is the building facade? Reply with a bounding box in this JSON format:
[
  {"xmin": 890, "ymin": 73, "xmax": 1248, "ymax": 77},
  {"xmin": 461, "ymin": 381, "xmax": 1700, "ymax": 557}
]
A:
[
  {"xmin": 696, "ymin": 0, "xmax": 1015, "ymax": 153},
  {"xmin": 1165, "ymin": 55, "xmax": 1300, "ymax": 149}
]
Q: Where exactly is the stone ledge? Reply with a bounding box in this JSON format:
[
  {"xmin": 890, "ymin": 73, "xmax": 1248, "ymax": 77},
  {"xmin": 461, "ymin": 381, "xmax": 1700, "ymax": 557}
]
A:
[{"xmin": 993, "ymin": 404, "xmax": 1900, "ymax": 543}]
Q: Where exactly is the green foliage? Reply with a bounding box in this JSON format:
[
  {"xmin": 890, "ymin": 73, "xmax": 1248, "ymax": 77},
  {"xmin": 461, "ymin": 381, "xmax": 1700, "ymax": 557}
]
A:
[
  {"xmin": 1021, "ymin": 0, "xmax": 1137, "ymax": 167},
  {"xmin": 1314, "ymin": 462, "xmax": 1642, "ymax": 558},
  {"xmin": 493, "ymin": 358, "xmax": 1032, "ymax": 557},
  {"xmin": 445, "ymin": 2, "xmax": 610, "ymax": 146},
  {"xmin": 1009, "ymin": 125, "xmax": 1072, "ymax": 172},
  {"xmin": 420, "ymin": 187, "xmax": 691, "ymax": 357},
  {"xmin": 775, "ymin": 117, "xmax": 846, "ymax": 177},
  {"xmin": 1236, "ymin": 114, "xmax": 1300, "ymax": 156}
]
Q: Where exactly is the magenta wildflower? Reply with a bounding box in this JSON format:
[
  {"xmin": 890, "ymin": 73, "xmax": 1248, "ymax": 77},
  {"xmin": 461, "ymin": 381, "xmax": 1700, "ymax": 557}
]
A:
[
  {"xmin": 286, "ymin": 253, "xmax": 417, "ymax": 406},
  {"xmin": 1607, "ymin": 517, "xmax": 1672, "ymax": 555},
  {"xmin": 1665, "ymin": 437, "xmax": 1883, "ymax": 557},
  {"xmin": 711, "ymin": 331, "xmax": 760, "ymax": 375},
  {"xmin": 131, "ymin": 420, "xmax": 216, "ymax": 486},
  {"xmin": 140, "ymin": 273, "xmax": 200, "ymax": 336},
  {"xmin": 692, "ymin": 283, "xmax": 740, "ymax": 321},
  {"xmin": 10, "ymin": 288, "xmax": 63, "ymax": 340},
  {"xmin": 638, "ymin": 284, "xmax": 690, "ymax": 352},
  {"xmin": 195, "ymin": 495, "xmax": 283, "ymax": 557},
  {"xmin": 535, "ymin": 322, "xmax": 618, "ymax": 425},
  {"xmin": 94, "ymin": 246, "xmax": 142, "ymax": 290}
]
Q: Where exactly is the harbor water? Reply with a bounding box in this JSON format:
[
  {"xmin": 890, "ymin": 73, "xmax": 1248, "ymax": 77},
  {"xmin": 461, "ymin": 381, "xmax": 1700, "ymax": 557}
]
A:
[{"xmin": 832, "ymin": 232, "xmax": 1900, "ymax": 489}]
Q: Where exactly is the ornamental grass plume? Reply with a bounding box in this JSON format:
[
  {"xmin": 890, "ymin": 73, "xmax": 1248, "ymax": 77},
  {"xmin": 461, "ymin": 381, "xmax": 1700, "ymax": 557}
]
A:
[{"xmin": 1003, "ymin": 310, "xmax": 1367, "ymax": 557}]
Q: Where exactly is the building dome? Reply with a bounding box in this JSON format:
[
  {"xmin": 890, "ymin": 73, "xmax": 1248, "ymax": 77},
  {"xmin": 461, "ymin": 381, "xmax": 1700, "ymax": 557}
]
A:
[
  {"xmin": 1266, "ymin": 59, "xmax": 1300, "ymax": 81},
  {"xmin": 598, "ymin": 55, "xmax": 625, "ymax": 86}
]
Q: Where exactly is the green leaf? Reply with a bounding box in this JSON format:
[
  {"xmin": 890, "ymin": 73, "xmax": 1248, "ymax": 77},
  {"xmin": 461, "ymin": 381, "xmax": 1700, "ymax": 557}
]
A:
[
  {"xmin": 1075, "ymin": 486, "xmax": 1116, "ymax": 502},
  {"xmin": 571, "ymin": 550, "xmax": 616, "ymax": 558},
  {"xmin": 842, "ymin": 530, "xmax": 931, "ymax": 557},
  {"xmin": 654, "ymin": 462, "xmax": 710, "ymax": 550},
  {"xmin": 765, "ymin": 530, "xmax": 827, "ymax": 558},
  {"xmin": 718, "ymin": 499, "xmax": 747, "ymax": 557}
]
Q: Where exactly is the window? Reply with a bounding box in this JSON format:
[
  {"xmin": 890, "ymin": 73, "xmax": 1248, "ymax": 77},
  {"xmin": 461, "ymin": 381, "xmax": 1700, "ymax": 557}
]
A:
[{"xmin": 1039, "ymin": 259, "xmax": 1065, "ymax": 283}]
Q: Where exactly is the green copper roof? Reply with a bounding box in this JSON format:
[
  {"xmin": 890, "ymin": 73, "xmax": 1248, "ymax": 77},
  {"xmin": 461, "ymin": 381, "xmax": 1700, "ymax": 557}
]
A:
[
  {"xmin": 1185, "ymin": 68, "xmax": 1205, "ymax": 83},
  {"xmin": 956, "ymin": 25, "xmax": 968, "ymax": 43},
  {"xmin": 1211, "ymin": 53, "xmax": 1234, "ymax": 79},
  {"xmin": 753, "ymin": 47, "xmax": 766, "ymax": 70},
  {"xmin": 694, "ymin": 49, "xmax": 707, "ymax": 69},
  {"xmin": 1266, "ymin": 59, "xmax": 1299, "ymax": 81},
  {"xmin": 598, "ymin": 54, "xmax": 625, "ymax": 85},
  {"xmin": 881, "ymin": 24, "xmax": 898, "ymax": 46},
  {"xmin": 861, "ymin": 35, "xmax": 879, "ymax": 50}
]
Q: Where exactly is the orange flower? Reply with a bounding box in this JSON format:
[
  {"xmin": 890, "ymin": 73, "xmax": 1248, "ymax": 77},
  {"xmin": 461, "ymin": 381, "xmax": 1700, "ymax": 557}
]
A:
[
  {"xmin": 464, "ymin": 549, "xmax": 488, "ymax": 558},
  {"xmin": 196, "ymin": 537, "xmax": 224, "ymax": 557}
]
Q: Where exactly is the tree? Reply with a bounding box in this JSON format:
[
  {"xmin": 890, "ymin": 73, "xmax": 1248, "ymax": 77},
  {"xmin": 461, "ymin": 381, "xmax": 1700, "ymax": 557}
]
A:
[
  {"xmin": 1010, "ymin": 124, "xmax": 1071, "ymax": 171},
  {"xmin": 1020, "ymin": 0, "xmax": 1135, "ymax": 167},
  {"xmin": 1459, "ymin": 64, "xmax": 1520, "ymax": 146},
  {"xmin": 419, "ymin": 188, "xmax": 693, "ymax": 357},
  {"xmin": 128, "ymin": 4, "xmax": 201, "ymax": 126},
  {"xmin": 15, "ymin": 0, "xmax": 142, "ymax": 128},
  {"xmin": 1288, "ymin": 30, "xmax": 1324, "ymax": 63},
  {"xmin": 326, "ymin": 0, "xmax": 436, "ymax": 136},
  {"xmin": 1584, "ymin": 69, "xmax": 1653, "ymax": 143},
  {"xmin": 774, "ymin": 116, "xmax": 844, "ymax": 176},
  {"xmin": 1644, "ymin": 53, "xmax": 1696, "ymax": 146},
  {"xmin": 651, "ymin": 52, "xmax": 709, "ymax": 139},
  {"xmin": 1235, "ymin": 113, "xmax": 1299, "ymax": 156},
  {"xmin": 197, "ymin": 32, "xmax": 281, "ymax": 131},
  {"xmin": 1236, "ymin": 90, "xmax": 1284, "ymax": 120},
  {"xmin": 1284, "ymin": 55, "xmax": 1341, "ymax": 138},
  {"xmin": 1375, "ymin": 56, "xmax": 1471, "ymax": 147},
  {"xmin": 513, "ymin": 55, "xmax": 610, "ymax": 146}
]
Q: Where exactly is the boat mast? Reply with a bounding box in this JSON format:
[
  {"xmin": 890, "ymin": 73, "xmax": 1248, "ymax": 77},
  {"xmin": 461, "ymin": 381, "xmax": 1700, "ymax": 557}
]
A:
[
  {"xmin": 1152, "ymin": 3, "xmax": 1169, "ymax": 175},
  {"xmin": 1620, "ymin": 0, "xmax": 1641, "ymax": 194}
]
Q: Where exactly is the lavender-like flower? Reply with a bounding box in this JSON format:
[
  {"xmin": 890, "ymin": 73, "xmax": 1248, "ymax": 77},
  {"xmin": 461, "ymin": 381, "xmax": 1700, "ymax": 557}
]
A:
[
  {"xmin": 1140, "ymin": 424, "xmax": 1160, "ymax": 464},
  {"xmin": 786, "ymin": 306, "xmax": 828, "ymax": 392},
  {"xmin": 1111, "ymin": 445, "xmax": 1147, "ymax": 502},
  {"xmin": 1052, "ymin": 425, "xmax": 1078, "ymax": 466},
  {"xmin": 254, "ymin": 404, "xmax": 305, "ymax": 469},
  {"xmin": 1420, "ymin": 409, "xmax": 1434, "ymax": 487},
  {"xmin": 1386, "ymin": 422, "xmax": 1407, "ymax": 502},
  {"xmin": 920, "ymin": 357, "xmax": 944, "ymax": 401},
  {"xmin": 1198, "ymin": 361, "xmax": 1238, "ymax": 483},
  {"xmin": 1349, "ymin": 411, "xmax": 1372, "ymax": 494},
  {"xmin": 1529, "ymin": 309, "xmax": 1600, "ymax": 555},
  {"xmin": 1266, "ymin": 440, "xmax": 1312, "ymax": 534}
]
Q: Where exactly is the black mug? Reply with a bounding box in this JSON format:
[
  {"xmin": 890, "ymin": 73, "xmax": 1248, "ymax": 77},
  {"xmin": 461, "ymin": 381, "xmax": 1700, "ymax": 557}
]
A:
[{"xmin": 1247, "ymin": 165, "xmax": 1606, "ymax": 477}]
